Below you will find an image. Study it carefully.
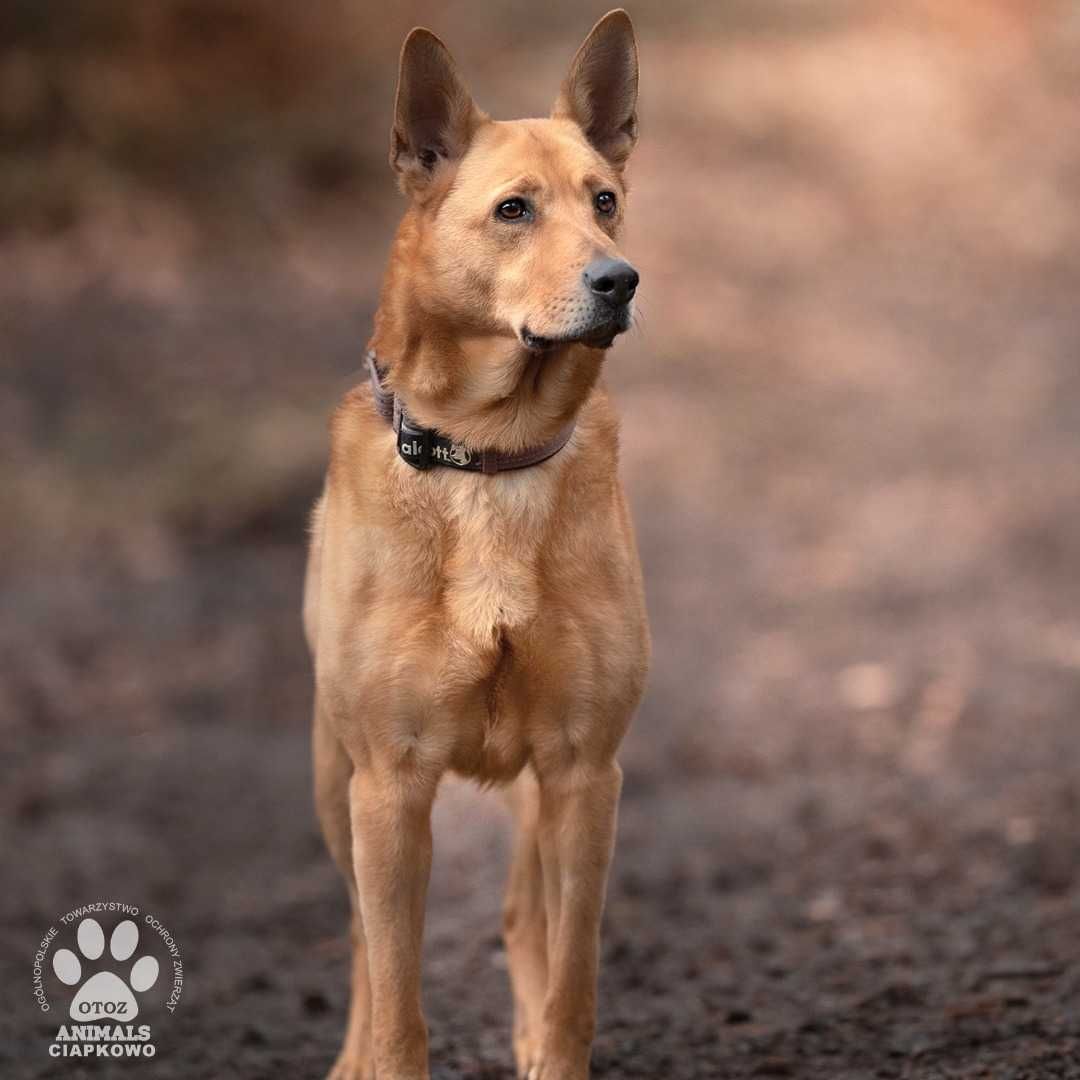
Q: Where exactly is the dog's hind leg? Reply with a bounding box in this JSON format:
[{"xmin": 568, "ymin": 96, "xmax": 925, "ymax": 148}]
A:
[
  {"xmin": 314, "ymin": 703, "xmax": 374, "ymax": 1080},
  {"xmin": 503, "ymin": 769, "xmax": 550, "ymax": 1079}
]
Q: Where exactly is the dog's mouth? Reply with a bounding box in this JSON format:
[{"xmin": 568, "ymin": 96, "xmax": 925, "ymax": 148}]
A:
[{"xmin": 521, "ymin": 312, "xmax": 630, "ymax": 354}]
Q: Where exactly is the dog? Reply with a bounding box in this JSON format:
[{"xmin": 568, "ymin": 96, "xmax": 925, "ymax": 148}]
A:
[{"xmin": 303, "ymin": 11, "xmax": 650, "ymax": 1078}]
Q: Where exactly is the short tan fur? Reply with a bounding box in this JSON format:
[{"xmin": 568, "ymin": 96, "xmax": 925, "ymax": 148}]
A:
[{"xmin": 305, "ymin": 11, "xmax": 650, "ymax": 1078}]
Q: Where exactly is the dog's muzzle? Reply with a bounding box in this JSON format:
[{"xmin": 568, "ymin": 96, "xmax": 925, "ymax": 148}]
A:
[{"xmin": 522, "ymin": 259, "xmax": 639, "ymax": 352}]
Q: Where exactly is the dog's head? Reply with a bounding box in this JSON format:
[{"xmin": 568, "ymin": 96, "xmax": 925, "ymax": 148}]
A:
[{"xmin": 389, "ymin": 10, "xmax": 639, "ymax": 354}]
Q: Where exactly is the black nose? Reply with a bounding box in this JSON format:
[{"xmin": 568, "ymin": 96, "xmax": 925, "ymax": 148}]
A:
[{"xmin": 583, "ymin": 257, "xmax": 639, "ymax": 306}]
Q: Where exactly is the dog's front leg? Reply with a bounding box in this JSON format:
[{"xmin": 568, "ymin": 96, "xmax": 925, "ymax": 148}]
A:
[
  {"xmin": 533, "ymin": 758, "xmax": 622, "ymax": 1080},
  {"xmin": 504, "ymin": 770, "xmax": 550, "ymax": 1078},
  {"xmin": 349, "ymin": 767, "xmax": 436, "ymax": 1080}
]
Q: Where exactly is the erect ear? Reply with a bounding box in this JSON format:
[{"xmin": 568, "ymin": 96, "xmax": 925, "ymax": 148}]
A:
[
  {"xmin": 390, "ymin": 28, "xmax": 484, "ymax": 194},
  {"xmin": 552, "ymin": 9, "xmax": 639, "ymax": 168}
]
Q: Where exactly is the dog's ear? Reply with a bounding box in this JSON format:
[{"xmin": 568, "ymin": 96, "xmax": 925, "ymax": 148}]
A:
[
  {"xmin": 391, "ymin": 28, "xmax": 483, "ymax": 195},
  {"xmin": 552, "ymin": 9, "xmax": 639, "ymax": 169}
]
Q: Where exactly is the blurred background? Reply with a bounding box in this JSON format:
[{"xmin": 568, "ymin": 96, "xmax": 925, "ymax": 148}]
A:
[{"xmin": 3, "ymin": 1, "xmax": 1080, "ymax": 1077}]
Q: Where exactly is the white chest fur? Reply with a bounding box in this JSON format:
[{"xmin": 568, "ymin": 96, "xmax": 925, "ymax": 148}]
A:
[{"xmin": 437, "ymin": 459, "xmax": 563, "ymax": 649}]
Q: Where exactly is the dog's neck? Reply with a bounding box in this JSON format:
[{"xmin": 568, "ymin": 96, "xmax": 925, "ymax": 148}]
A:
[{"xmin": 368, "ymin": 217, "xmax": 606, "ymax": 455}]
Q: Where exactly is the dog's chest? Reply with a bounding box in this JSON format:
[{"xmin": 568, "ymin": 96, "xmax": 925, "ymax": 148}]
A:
[
  {"xmin": 437, "ymin": 472, "xmax": 551, "ymax": 647},
  {"xmin": 395, "ymin": 471, "xmax": 558, "ymax": 779}
]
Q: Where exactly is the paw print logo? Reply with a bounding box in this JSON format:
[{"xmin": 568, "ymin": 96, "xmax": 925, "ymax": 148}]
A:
[
  {"xmin": 52, "ymin": 918, "xmax": 160, "ymax": 1022},
  {"xmin": 448, "ymin": 443, "xmax": 472, "ymax": 466}
]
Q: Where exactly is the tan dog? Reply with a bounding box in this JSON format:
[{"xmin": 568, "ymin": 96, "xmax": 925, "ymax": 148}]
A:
[{"xmin": 303, "ymin": 11, "xmax": 650, "ymax": 1079}]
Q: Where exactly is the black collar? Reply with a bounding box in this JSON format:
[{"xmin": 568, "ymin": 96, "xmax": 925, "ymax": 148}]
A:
[{"xmin": 365, "ymin": 351, "xmax": 576, "ymax": 474}]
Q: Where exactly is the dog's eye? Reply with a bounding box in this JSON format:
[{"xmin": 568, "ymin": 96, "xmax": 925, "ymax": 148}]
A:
[
  {"xmin": 595, "ymin": 191, "xmax": 617, "ymax": 215},
  {"xmin": 496, "ymin": 198, "xmax": 529, "ymax": 221}
]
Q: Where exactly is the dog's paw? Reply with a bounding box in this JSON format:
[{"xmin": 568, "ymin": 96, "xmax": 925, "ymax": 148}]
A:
[
  {"xmin": 514, "ymin": 1025, "xmax": 539, "ymax": 1079},
  {"xmin": 524, "ymin": 1062, "xmax": 588, "ymax": 1080},
  {"xmin": 326, "ymin": 1053, "xmax": 374, "ymax": 1080}
]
